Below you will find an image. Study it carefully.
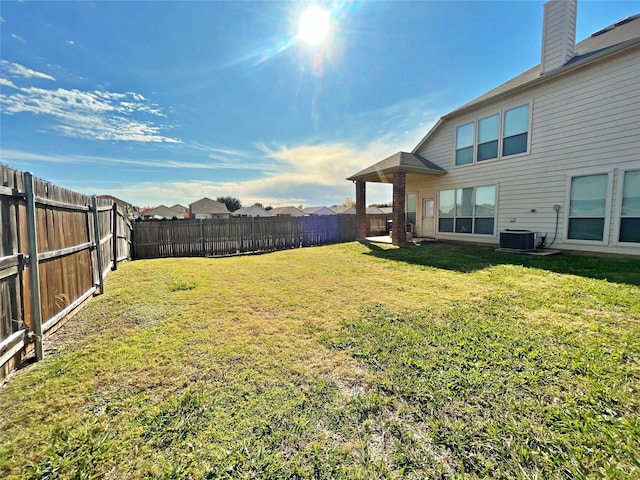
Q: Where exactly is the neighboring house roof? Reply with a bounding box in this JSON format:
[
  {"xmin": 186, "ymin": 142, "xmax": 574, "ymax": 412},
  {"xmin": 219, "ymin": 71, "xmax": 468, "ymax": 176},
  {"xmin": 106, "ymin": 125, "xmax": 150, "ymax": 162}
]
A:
[
  {"xmin": 330, "ymin": 205, "xmax": 356, "ymax": 214},
  {"xmin": 141, "ymin": 205, "xmax": 179, "ymax": 219},
  {"xmin": 233, "ymin": 206, "xmax": 272, "ymax": 217},
  {"xmin": 366, "ymin": 207, "xmax": 384, "ymax": 215},
  {"xmin": 270, "ymin": 206, "xmax": 305, "ymax": 216},
  {"xmin": 170, "ymin": 204, "xmax": 187, "ymax": 212},
  {"xmin": 347, "ymin": 151, "xmax": 447, "ymax": 183},
  {"xmin": 379, "ymin": 207, "xmax": 393, "ymax": 215},
  {"xmin": 302, "ymin": 206, "xmax": 336, "ymax": 215},
  {"xmin": 189, "ymin": 197, "xmax": 229, "ymax": 215},
  {"xmin": 98, "ymin": 194, "xmax": 133, "ymax": 207},
  {"xmin": 412, "ymin": 13, "xmax": 640, "ymax": 153}
]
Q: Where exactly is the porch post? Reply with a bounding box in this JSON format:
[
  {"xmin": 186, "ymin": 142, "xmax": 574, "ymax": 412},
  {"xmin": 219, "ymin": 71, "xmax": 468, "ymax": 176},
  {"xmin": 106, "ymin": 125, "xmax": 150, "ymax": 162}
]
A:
[
  {"xmin": 392, "ymin": 171, "xmax": 406, "ymax": 245},
  {"xmin": 355, "ymin": 181, "xmax": 367, "ymax": 239}
]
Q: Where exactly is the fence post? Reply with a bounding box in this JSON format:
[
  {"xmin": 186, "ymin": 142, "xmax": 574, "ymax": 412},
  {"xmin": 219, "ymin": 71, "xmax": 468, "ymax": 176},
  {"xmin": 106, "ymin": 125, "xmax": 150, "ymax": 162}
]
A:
[
  {"xmin": 24, "ymin": 172, "xmax": 44, "ymax": 361},
  {"xmin": 92, "ymin": 196, "xmax": 105, "ymax": 295},
  {"xmin": 112, "ymin": 203, "xmax": 118, "ymax": 271},
  {"xmin": 199, "ymin": 219, "xmax": 205, "ymax": 256}
]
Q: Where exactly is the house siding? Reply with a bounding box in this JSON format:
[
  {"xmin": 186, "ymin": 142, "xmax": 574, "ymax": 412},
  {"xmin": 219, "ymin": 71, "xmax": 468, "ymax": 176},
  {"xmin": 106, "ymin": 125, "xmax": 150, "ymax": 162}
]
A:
[
  {"xmin": 541, "ymin": 0, "xmax": 577, "ymax": 73},
  {"xmin": 411, "ymin": 47, "xmax": 640, "ymax": 255}
]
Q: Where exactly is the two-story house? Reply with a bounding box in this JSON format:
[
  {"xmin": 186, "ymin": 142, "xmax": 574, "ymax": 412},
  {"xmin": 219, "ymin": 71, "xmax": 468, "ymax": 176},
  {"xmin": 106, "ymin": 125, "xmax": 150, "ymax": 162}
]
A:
[{"xmin": 348, "ymin": 0, "xmax": 639, "ymax": 256}]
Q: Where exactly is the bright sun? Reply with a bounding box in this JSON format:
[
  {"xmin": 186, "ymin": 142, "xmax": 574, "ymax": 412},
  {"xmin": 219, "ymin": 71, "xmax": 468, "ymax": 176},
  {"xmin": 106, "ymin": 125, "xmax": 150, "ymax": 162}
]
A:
[{"xmin": 298, "ymin": 6, "xmax": 331, "ymax": 46}]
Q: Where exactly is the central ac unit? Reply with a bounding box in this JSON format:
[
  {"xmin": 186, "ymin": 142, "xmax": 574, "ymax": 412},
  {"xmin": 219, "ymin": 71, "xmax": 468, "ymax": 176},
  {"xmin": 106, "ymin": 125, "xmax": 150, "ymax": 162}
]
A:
[{"xmin": 499, "ymin": 229, "xmax": 537, "ymax": 251}]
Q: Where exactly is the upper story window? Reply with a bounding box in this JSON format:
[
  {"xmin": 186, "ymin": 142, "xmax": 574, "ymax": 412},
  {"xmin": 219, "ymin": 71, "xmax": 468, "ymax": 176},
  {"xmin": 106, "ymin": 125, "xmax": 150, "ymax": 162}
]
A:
[
  {"xmin": 455, "ymin": 122, "xmax": 474, "ymax": 166},
  {"xmin": 502, "ymin": 104, "xmax": 529, "ymax": 156},
  {"xmin": 454, "ymin": 103, "xmax": 530, "ymax": 166},
  {"xmin": 478, "ymin": 114, "xmax": 499, "ymax": 161}
]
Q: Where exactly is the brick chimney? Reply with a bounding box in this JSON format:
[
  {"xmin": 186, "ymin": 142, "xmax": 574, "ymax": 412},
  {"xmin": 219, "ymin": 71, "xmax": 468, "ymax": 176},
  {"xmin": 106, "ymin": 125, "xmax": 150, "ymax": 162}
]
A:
[{"xmin": 541, "ymin": 0, "xmax": 578, "ymax": 74}]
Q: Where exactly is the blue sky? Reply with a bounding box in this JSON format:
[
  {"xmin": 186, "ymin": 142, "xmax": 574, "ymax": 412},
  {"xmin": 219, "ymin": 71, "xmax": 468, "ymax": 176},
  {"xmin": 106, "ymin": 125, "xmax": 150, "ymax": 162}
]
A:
[{"xmin": 1, "ymin": 0, "xmax": 638, "ymax": 209}]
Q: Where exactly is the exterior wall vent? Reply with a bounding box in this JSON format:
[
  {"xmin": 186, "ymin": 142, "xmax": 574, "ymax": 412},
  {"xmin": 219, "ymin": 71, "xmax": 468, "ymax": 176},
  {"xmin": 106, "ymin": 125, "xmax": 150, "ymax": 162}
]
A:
[{"xmin": 499, "ymin": 230, "xmax": 537, "ymax": 251}]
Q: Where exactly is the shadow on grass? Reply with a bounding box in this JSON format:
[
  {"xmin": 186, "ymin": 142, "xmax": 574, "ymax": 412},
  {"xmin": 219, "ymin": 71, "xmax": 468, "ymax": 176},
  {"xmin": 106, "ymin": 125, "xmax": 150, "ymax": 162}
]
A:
[{"xmin": 361, "ymin": 241, "xmax": 640, "ymax": 286}]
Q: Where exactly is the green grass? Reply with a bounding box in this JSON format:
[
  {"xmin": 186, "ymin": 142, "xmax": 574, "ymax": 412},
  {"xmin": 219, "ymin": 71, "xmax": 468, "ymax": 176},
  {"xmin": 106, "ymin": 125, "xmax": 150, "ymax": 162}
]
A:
[{"xmin": 1, "ymin": 242, "xmax": 638, "ymax": 479}]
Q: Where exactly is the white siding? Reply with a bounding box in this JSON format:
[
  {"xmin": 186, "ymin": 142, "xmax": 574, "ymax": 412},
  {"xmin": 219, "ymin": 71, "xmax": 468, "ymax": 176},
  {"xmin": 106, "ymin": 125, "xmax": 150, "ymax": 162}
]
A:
[{"xmin": 411, "ymin": 48, "xmax": 640, "ymax": 255}]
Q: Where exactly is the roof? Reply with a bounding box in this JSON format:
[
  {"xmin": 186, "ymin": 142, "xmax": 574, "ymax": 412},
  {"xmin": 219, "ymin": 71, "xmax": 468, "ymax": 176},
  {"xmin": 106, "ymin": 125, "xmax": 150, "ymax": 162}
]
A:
[
  {"xmin": 347, "ymin": 151, "xmax": 447, "ymax": 183},
  {"xmin": 189, "ymin": 197, "xmax": 229, "ymax": 215},
  {"xmin": 412, "ymin": 13, "xmax": 640, "ymax": 153},
  {"xmin": 302, "ymin": 206, "xmax": 336, "ymax": 215},
  {"xmin": 270, "ymin": 206, "xmax": 305, "ymax": 216},
  {"xmin": 142, "ymin": 205, "xmax": 179, "ymax": 218},
  {"xmin": 366, "ymin": 207, "xmax": 384, "ymax": 215},
  {"xmin": 234, "ymin": 205, "xmax": 271, "ymax": 216},
  {"xmin": 170, "ymin": 204, "xmax": 187, "ymax": 211},
  {"xmin": 330, "ymin": 205, "xmax": 356, "ymax": 214}
]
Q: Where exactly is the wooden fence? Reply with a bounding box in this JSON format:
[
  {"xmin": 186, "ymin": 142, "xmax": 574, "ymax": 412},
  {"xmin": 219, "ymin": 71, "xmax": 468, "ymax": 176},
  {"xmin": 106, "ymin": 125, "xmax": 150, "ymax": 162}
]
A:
[
  {"xmin": 0, "ymin": 166, "xmax": 132, "ymax": 378},
  {"xmin": 133, "ymin": 214, "xmax": 388, "ymax": 259}
]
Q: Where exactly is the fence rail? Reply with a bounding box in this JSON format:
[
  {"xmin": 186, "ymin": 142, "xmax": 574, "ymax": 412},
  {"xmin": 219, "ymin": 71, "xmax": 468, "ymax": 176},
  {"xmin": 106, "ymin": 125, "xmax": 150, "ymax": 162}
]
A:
[
  {"xmin": 133, "ymin": 214, "xmax": 387, "ymax": 259},
  {"xmin": 0, "ymin": 166, "xmax": 132, "ymax": 378}
]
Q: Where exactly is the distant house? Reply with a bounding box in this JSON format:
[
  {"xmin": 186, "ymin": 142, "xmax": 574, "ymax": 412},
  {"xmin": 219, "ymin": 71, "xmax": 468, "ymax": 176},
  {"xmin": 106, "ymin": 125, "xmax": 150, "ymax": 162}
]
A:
[
  {"xmin": 140, "ymin": 205, "xmax": 180, "ymax": 220},
  {"xmin": 170, "ymin": 204, "xmax": 188, "ymax": 219},
  {"xmin": 98, "ymin": 194, "xmax": 134, "ymax": 218},
  {"xmin": 366, "ymin": 206, "xmax": 384, "ymax": 215},
  {"xmin": 302, "ymin": 206, "xmax": 336, "ymax": 216},
  {"xmin": 379, "ymin": 207, "xmax": 393, "ymax": 215},
  {"xmin": 232, "ymin": 205, "xmax": 272, "ymax": 217},
  {"xmin": 348, "ymin": 0, "xmax": 640, "ymax": 255},
  {"xmin": 189, "ymin": 197, "xmax": 230, "ymax": 219},
  {"xmin": 330, "ymin": 205, "xmax": 356, "ymax": 215},
  {"xmin": 270, "ymin": 206, "xmax": 305, "ymax": 217}
]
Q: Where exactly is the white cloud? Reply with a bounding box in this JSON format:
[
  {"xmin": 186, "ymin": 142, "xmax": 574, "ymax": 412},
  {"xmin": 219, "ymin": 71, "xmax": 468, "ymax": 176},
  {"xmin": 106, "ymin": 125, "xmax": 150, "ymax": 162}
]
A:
[
  {"xmin": 66, "ymin": 40, "xmax": 75, "ymax": 45},
  {"xmin": 1, "ymin": 60, "xmax": 55, "ymax": 81},
  {"xmin": 0, "ymin": 78, "xmax": 18, "ymax": 89},
  {"xmin": 11, "ymin": 33, "xmax": 26, "ymax": 44},
  {"xmin": 0, "ymin": 78, "xmax": 180, "ymax": 143}
]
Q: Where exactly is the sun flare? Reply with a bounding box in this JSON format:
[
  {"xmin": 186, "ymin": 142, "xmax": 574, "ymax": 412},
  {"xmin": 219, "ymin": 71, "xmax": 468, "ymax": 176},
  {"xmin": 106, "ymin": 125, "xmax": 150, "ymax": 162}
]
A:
[{"xmin": 298, "ymin": 6, "xmax": 331, "ymax": 46}]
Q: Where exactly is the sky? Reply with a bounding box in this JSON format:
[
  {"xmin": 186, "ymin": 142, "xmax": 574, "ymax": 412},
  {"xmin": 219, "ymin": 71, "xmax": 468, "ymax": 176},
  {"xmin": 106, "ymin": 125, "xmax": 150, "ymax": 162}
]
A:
[{"xmin": 1, "ymin": 0, "xmax": 638, "ymax": 209}]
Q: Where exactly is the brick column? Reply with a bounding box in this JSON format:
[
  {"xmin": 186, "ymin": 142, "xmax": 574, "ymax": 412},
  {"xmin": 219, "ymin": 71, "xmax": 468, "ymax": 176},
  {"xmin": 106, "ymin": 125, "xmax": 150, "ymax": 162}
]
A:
[
  {"xmin": 356, "ymin": 181, "xmax": 367, "ymax": 239},
  {"xmin": 392, "ymin": 171, "xmax": 406, "ymax": 245}
]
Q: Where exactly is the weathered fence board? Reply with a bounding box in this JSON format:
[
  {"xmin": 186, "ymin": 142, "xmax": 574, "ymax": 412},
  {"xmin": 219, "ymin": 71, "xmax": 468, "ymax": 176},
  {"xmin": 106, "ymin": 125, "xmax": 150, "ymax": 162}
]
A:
[
  {"xmin": 132, "ymin": 214, "xmax": 386, "ymax": 260},
  {"xmin": 0, "ymin": 165, "xmax": 132, "ymax": 378}
]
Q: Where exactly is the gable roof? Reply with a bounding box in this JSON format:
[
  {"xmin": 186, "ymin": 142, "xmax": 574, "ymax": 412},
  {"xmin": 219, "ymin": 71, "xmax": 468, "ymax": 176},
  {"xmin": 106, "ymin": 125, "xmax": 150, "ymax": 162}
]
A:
[
  {"xmin": 270, "ymin": 206, "xmax": 305, "ymax": 216},
  {"xmin": 412, "ymin": 13, "xmax": 640, "ymax": 153},
  {"xmin": 347, "ymin": 151, "xmax": 447, "ymax": 183},
  {"xmin": 189, "ymin": 197, "xmax": 229, "ymax": 215},
  {"xmin": 170, "ymin": 204, "xmax": 187, "ymax": 211},
  {"xmin": 233, "ymin": 205, "xmax": 271, "ymax": 216},
  {"xmin": 142, "ymin": 205, "xmax": 179, "ymax": 218},
  {"xmin": 330, "ymin": 205, "xmax": 356, "ymax": 214},
  {"xmin": 366, "ymin": 207, "xmax": 384, "ymax": 215},
  {"xmin": 302, "ymin": 206, "xmax": 336, "ymax": 215}
]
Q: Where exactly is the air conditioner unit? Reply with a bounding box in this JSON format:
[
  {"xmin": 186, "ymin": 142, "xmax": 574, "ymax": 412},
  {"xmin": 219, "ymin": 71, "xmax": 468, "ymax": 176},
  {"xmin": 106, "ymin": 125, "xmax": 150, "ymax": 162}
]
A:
[{"xmin": 499, "ymin": 229, "xmax": 537, "ymax": 251}]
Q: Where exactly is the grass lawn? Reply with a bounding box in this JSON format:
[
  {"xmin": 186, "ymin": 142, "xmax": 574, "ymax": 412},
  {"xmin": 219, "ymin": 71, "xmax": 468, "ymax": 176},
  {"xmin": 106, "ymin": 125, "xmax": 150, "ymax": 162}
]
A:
[{"xmin": 1, "ymin": 242, "xmax": 639, "ymax": 479}]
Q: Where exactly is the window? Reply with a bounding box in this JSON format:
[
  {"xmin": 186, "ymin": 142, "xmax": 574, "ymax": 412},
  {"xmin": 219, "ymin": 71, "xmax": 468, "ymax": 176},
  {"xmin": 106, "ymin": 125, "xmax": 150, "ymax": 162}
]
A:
[
  {"xmin": 477, "ymin": 114, "xmax": 499, "ymax": 161},
  {"xmin": 439, "ymin": 185, "xmax": 496, "ymax": 234},
  {"xmin": 454, "ymin": 103, "xmax": 530, "ymax": 166},
  {"xmin": 456, "ymin": 122, "xmax": 474, "ymax": 166},
  {"xmin": 406, "ymin": 193, "xmax": 417, "ymax": 225},
  {"xmin": 438, "ymin": 190, "xmax": 455, "ymax": 232},
  {"xmin": 474, "ymin": 185, "xmax": 496, "ymax": 234},
  {"xmin": 502, "ymin": 104, "xmax": 529, "ymax": 156},
  {"xmin": 568, "ymin": 174, "xmax": 607, "ymax": 241},
  {"xmin": 620, "ymin": 170, "xmax": 640, "ymax": 243}
]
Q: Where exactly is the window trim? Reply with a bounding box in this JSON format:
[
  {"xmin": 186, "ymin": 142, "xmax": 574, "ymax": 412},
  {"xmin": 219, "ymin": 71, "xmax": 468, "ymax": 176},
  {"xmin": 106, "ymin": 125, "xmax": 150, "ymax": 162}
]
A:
[
  {"xmin": 437, "ymin": 184, "xmax": 497, "ymax": 237},
  {"xmin": 563, "ymin": 170, "xmax": 613, "ymax": 246},
  {"xmin": 452, "ymin": 100, "xmax": 532, "ymax": 168},
  {"xmin": 613, "ymin": 168, "xmax": 640, "ymax": 247}
]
